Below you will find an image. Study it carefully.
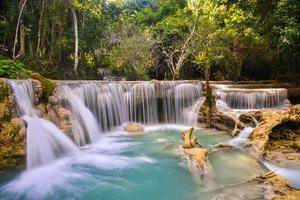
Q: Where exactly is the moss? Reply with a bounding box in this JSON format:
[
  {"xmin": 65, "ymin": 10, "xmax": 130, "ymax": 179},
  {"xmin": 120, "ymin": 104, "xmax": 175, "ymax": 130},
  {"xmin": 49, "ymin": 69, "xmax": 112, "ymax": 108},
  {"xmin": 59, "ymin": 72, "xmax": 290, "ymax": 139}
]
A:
[
  {"xmin": 0, "ymin": 121, "xmax": 25, "ymax": 170},
  {"xmin": 0, "ymin": 79, "xmax": 11, "ymax": 123},
  {"xmin": 31, "ymin": 73, "xmax": 56, "ymax": 103},
  {"xmin": 0, "ymin": 79, "xmax": 9, "ymax": 102}
]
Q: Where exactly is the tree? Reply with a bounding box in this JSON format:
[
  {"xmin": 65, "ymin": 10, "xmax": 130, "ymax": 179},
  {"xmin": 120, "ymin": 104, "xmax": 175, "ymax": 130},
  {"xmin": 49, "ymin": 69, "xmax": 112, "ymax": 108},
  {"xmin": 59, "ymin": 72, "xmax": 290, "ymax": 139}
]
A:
[
  {"xmin": 106, "ymin": 22, "xmax": 155, "ymax": 80},
  {"xmin": 12, "ymin": 0, "xmax": 27, "ymax": 58},
  {"xmin": 67, "ymin": 0, "xmax": 79, "ymax": 75}
]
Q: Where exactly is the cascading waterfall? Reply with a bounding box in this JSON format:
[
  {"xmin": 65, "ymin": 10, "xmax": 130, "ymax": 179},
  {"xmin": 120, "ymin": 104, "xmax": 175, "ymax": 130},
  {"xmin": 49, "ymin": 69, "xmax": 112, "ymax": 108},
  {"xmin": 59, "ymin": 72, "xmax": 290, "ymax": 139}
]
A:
[
  {"xmin": 9, "ymin": 80, "xmax": 79, "ymax": 169},
  {"xmin": 161, "ymin": 82, "xmax": 202, "ymax": 124},
  {"xmin": 213, "ymin": 85, "xmax": 289, "ymax": 109},
  {"xmin": 227, "ymin": 118, "xmax": 259, "ymax": 147},
  {"xmin": 57, "ymin": 81, "xmax": 202, "ymax": 131},
  {"xmin": 125, "ymin": 82, "xmax": 158, "ymax": 124},
  {"xmin": 62, "ymin": 86, "xmax": 100, "ymax": 145}
]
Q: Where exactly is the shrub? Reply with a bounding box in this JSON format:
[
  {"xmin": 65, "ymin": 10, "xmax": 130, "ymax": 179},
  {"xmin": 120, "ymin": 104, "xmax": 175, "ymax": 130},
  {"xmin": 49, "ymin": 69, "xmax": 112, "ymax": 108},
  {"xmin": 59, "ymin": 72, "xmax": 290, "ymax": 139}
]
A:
[{"xmin": 0, "ymin": 59, "xmax": 32, "ymax": 79}]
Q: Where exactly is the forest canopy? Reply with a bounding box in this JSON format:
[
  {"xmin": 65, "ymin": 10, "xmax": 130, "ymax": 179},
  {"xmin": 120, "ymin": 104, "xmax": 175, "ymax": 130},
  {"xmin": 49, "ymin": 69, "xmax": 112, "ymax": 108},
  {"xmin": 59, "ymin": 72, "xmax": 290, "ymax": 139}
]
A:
[{"xmin": 0, "ymin": 0, "xmax": 299, "ymax": 82}]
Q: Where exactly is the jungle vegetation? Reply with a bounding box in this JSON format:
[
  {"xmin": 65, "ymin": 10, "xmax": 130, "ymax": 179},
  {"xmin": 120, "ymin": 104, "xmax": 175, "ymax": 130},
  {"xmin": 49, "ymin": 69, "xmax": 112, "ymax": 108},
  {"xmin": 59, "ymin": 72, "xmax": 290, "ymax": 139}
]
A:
[{"xmin": 0, "ymin": 0, "xmax": 299, "ymax": 82}]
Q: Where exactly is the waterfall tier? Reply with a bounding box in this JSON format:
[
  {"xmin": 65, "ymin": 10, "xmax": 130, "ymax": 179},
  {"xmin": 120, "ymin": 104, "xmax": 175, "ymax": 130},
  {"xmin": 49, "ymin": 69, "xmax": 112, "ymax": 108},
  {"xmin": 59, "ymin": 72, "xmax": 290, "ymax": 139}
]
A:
[
  {"xmin": 55, "ymin": 81, "xmax": 203, "ymax": 131},
  {"xmin": 213, "ymin": 84, "xmax": 289, "ymax": 109}
]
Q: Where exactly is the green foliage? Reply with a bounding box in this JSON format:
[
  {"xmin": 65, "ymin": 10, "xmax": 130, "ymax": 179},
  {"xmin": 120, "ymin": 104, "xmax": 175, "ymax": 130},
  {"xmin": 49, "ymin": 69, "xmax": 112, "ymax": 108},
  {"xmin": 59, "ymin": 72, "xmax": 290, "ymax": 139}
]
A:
[
  {"xmin": 106, "ymin": 22, "xmax": 154, "ymax": 80},
  {"xmin": 0, "ymin": 0, "xmax": 298, "ymax": 81},
  {"xmin": 0, "ymin": 59, "xmax": 32, "ymax": 79}
]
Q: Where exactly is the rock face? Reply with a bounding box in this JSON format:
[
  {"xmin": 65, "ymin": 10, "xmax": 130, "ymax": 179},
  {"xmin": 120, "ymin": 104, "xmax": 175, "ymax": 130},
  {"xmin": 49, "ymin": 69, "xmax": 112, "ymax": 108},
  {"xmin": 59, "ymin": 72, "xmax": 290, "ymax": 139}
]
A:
[
  {"xmin": 182, "ymin": 128, "xmax": 209, "ymax": 171},
  {"xmin": 249, "ymin": 105, "xmax": 300, "ymax": 165},
  {"xmin": 0, "ymin": 79, "xmax": 25, "ymax": 170},
  {"xmin": 124, "ymin": 122, "xmax": 144, "ymax": 133}
]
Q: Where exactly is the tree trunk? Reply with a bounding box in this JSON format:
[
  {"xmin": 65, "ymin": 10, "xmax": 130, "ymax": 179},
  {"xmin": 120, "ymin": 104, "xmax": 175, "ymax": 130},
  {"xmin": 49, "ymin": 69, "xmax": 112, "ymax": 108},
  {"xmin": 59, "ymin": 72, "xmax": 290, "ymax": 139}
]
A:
[
  {"xmin": 36, "ymin": 0, "xmax": 45, "ymax": 57},
  {"xmin": 12, "ymin": 0, "xmax": 27, "ymax": 58},
  {"xmin": 68, "ymin": 0, "xmax": 79, "ymax": 75},
  {"xmin": 20, "ymin": 19, "xmax": 25, "ymax": 55},
  {"xmin": 203, "ymin": 67, "xmax": 216, "ymax": 128}
]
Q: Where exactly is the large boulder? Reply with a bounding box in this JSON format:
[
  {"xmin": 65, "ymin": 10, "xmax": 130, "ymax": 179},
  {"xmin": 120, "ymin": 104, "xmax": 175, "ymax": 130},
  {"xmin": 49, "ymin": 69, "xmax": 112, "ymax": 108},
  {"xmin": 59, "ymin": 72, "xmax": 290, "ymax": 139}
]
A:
[
  {"xmin": 124, "ymin": 122, "xmax": 144, "ymax": 133},
  {"xmin": 248, "ymin": 105, "xmax": 300, "ymax": 165}
]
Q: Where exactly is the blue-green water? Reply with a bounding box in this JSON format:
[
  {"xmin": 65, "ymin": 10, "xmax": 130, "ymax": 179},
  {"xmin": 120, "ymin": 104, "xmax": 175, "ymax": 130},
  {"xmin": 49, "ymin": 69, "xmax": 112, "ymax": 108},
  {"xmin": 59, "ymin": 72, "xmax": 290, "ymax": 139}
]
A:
[{"xmin": 0, "ymin": 125, "xmax": 267, "ymax": 200}]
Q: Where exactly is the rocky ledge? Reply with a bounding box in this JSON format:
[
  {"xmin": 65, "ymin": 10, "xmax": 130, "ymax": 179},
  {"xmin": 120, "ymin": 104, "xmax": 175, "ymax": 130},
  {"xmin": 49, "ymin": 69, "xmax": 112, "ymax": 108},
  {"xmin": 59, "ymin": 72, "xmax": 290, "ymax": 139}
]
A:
[{"xmin": 248, "ymin": 105, "xmax": 300, "ymax": 166}]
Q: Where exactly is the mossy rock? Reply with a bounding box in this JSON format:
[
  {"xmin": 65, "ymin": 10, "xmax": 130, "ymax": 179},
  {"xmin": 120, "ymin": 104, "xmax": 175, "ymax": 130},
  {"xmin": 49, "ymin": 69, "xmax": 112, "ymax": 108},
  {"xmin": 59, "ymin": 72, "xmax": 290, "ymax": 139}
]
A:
[
  {"xmin": 0, "ymin": 79, "xmax": 11, "ymax": 123},
  {"xmin": 0, "ymin": 121, "xmax": 25, "ymax": 170},
  {"xmin": 0, "ymin": 79, "xmax": 9, "ymax": 101},
  {"xmin": 31, "ymin": 73, "xmax": 56, "ymax": 103}
]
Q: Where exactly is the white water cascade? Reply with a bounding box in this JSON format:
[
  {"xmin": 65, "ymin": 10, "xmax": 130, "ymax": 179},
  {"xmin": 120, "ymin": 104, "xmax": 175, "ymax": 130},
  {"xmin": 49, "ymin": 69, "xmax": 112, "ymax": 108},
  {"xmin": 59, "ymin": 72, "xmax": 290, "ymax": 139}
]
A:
[
  {"xmin": 62, "ymin": 86, "xmax": 100, "ymax": 145},
  {"xmin": 9, "ymin": 80, "xmax": 79, "ymax": 169},
  {"xmin": 213, "ymin": 85, "xmax": 289, "ymax": 109},
  {"xmin": 227, "ymin": 118, "xmax": 259, "ymax": 147},
  {"xmin": 57, "ymin": 81, "xmax": 202, "ymax": 131}
]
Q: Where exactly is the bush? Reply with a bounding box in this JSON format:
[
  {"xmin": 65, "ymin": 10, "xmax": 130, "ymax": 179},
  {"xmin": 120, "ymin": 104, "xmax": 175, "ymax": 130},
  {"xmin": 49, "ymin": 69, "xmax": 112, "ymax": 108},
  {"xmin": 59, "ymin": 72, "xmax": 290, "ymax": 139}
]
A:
[{"xmin": 0, "ymin": 59, "xmax": 32, "ymax": 79}]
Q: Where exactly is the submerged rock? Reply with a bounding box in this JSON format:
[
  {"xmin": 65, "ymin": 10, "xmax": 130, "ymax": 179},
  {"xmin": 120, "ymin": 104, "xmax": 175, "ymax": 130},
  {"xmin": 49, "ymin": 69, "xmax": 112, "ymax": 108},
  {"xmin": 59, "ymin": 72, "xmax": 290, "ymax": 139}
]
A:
[
  {"xmin": 211, "ymin": 172, "xmax": 300, "ymax": 200},
  {"xmin": 124, "ymin": 122, "xmax": 144, "ymax": 133},
  {"xmin": 181, "ymin": 128, "xmax": 209, "ymax": 171}
]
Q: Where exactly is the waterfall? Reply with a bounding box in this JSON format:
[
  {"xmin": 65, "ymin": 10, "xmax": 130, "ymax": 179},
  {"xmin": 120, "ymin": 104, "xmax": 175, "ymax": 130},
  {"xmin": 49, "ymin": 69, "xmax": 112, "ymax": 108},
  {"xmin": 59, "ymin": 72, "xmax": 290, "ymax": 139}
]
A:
[
  {"xmin": 125, "ymin": 82, "xmax": 158, "ymax": 124},
  {"xmin": 62, "ymin": 86, "xmax": 100, "ymax": 145},
  {"xmin": 227, "ymin": 118, "xmax": 259, "ymax": 147},
  {"xmin": 213, "ymin": 85, "xmax": 289, "ymax": 109},
  {"xmin": 57, "ymin": 81, "xmax": 202, "ymax": 130},
  {"xmin": 8, "ymin": 80, "xmax": 37, "ymax": 116},
  {"xmin": 161, "ymin": 82, "xmax": 202, "ymax": 124},
  {"xmin": 9, "ymin": 80, "xmax": 79, "ymax": 169}
]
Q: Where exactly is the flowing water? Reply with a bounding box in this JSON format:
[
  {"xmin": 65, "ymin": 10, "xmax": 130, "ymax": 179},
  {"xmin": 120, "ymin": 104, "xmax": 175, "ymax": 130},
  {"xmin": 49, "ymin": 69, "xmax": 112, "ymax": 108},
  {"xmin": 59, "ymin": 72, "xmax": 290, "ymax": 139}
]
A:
[
  {"xmin": 1, "ymin": 80, "xmax": 299, "ymax": 200},
  {"xmin": 0, "ymin": 126, "xmax": 268, "ymax": 200},
  {"xmin": 213, "ymin": 84, "xmax": 289, "ymax": 110},
  {"xmin": 9, "ymin": 80, "xmax": 79, "ymax": 169}
]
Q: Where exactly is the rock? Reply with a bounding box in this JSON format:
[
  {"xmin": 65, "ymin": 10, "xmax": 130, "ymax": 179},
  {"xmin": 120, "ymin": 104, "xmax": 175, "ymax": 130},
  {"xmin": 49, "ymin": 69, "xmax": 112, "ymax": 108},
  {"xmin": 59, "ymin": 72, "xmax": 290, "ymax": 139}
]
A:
[
  {"xmin": 181, "ymin": 128, "xmax": 208, "ymax": 171},
  {"xmin": 294, "ymin": 141, "xmax": 300, "ymax": 151},
  {"xmin": 198, "ymin": 98, "xmax": 246, "ymax": 135},
  {"xmin": 124, "ymin": 122, "xmax": 144, "ymax": 133},
  {"xmin": 248, "ymin": 105, "xmax": 300, "ymax": 164},
  {"xmin": 47, "ymin": 106, "xmax": 72, "ymax": 136},
  {"xmin": 184, "ymin": 148, "xmax": 209, "ymax": 171},
  {"xmin": 31, "ymin": 73, "xmax": 56, "ymax": 102},
  {"xmin": 211, "ymin": 172, "xmax": 300, "ymax": 200},
  {"xmin": 0, "ymin": 119, "xmax": 26, "ymax": 170},
  {"xmin": 239, "ymin": 111, "xmax": 261, "ymax": 127}
]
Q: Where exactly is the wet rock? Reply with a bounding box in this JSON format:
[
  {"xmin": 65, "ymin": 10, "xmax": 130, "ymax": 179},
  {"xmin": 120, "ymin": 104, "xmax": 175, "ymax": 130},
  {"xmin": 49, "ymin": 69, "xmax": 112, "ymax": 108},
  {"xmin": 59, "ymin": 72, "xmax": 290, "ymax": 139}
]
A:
[
  {"xmin": 239, "ymin": 111, "xmax": 261, "ymax": 127},
  {"xmin": 124, "ymin": 122, "xmax": 144, "ymax": 133},
  {"xmin": 0, "ymin": 119, "xmax": 26, "ymax": 170},
  {"xmin": 0, "ymin": 79, "xmax": 25, "ymax": 170},
  {"xmin": 31, "ymin": 73, "xmax": 56, "ymax": 102},
  {"xmin": 47, "ymin": 106, "xmax": 72, "ymax": 136},
  {"xmin": 184, "ymin": 148, "xmax": 209, "ymax": 171},
  {"xmin": 182, "ymin": 128, "xmax": 208, "ymax": 171},
  {"xmin": 248, "ymin": 105, "xmax": 300, "ymax": 164},
  {"xmin": 211, "ymin": 172, "xmax": 300, "ymax": 200}
]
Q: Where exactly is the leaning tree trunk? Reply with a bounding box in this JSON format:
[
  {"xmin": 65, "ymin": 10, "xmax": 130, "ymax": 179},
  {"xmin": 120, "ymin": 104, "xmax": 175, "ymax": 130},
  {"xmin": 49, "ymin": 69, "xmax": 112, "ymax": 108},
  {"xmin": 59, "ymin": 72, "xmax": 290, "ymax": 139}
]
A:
[
  {"xmin": 12, "ymin": 0, "xmax": 27, "ymax": 58},
  {"xmin": 68, "ymin": 0, "xmax": 79, "ymax": 75}
]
